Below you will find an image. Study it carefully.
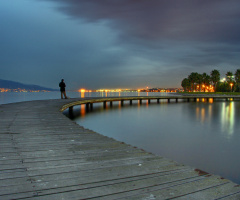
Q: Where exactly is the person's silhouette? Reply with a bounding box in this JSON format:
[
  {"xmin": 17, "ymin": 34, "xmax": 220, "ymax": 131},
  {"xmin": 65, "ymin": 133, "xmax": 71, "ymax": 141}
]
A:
[{"xmin": 59, "ymin": 79, "xmax": 67, "ymax": 99}]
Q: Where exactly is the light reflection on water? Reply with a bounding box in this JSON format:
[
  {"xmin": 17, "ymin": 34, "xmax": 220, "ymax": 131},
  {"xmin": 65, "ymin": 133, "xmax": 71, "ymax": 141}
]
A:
[
  {"xmin": 221, "ymin": 102, "xmax": 235, "ymax": 136},
  {"xmin": 73, "ymin": 100, "xmax": 240, "ymax": 184}
]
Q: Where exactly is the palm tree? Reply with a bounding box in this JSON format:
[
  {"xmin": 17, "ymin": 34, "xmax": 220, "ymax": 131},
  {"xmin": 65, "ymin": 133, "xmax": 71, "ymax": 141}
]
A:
[
  {"xmin": 234, "ymin": 69, "xmax": 240, "ymax": 91},
  {"xmin": 188, "ymin": 72, "xmax": 199, "ymax": 92},
  {"xmin": 210, "ymin": 69, "xmax": 220, "ymax": 92},
  {"xmin": 226, "ymin": 71, "xmax": 234, "ymax": 83},
  {"xmin": 197, "ymin": 73, "xmax": 203, "ymax": 92},
  {"xmin": 202, "ymin": 73, "xmax": 211, "ymax": 92},
  {"xmin": 181, "ymin": 78, "xmax": 190, "ymax": 92},
  {"xmin": 226, "ymin": 71, "xmax": 234, "ymax": 92}
]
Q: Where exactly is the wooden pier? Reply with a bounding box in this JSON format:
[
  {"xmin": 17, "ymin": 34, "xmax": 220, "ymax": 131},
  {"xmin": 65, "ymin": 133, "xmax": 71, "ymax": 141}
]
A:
[
  {"xmin": 60, "ymin": 95, "xmax": 240, "ymax": 112},
  {"xmin": 0, "ymin": 96, "xmax": 240, "ymax": 199}
]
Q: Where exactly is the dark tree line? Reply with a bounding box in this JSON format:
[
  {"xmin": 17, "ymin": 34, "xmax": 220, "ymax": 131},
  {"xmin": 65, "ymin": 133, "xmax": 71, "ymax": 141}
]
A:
[{"xmin": 181, "ymin": 69, "xmax": 240, "ymax": 92}]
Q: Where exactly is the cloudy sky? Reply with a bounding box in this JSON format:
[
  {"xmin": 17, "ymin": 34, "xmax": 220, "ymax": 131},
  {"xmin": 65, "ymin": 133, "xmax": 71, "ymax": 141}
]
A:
[{"xmin": 1, "ymin": 0, "xmax": 240, "ymax": 90}]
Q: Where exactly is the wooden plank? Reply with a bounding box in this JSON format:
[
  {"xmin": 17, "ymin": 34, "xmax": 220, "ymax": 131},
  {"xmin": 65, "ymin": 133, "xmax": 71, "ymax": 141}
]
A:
[{"xmin": 0, "ymin": 97, "xmax": 239, "ymax": 200}]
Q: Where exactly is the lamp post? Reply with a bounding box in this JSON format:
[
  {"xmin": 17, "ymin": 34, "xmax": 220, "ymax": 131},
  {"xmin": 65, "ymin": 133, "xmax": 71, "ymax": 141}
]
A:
[{"xmin": 230, "ymin": 83, "xmax": 233, "ymax": 92}]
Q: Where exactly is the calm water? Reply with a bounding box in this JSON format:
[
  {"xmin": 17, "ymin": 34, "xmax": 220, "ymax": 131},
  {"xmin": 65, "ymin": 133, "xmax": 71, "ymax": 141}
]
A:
[
  {"xmin": 0, "ymin": 91, "xmax": 164, "ymax": 105},
  {"xmin": 1, "ymin": 92, "xmax": 240, "ymax": 184},
  {"xmin": 73, "ymin": 99, "xmax": 240, "ymax": 184}
]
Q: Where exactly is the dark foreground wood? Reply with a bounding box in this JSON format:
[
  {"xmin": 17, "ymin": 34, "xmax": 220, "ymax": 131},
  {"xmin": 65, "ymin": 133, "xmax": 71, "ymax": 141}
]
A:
[{"xmin": 0, "ymin": 97, "xmax": 240, "ymax": 199}]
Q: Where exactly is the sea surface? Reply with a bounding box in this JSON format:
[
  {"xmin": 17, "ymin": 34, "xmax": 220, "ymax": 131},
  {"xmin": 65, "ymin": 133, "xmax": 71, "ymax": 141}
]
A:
[
  {"xmin": 1, "ymin": 92, "xmax": 240, "ymax": 184},
  {"xmin": 0, "ymin": 91, "xmax": 162, "ymax": 105}
]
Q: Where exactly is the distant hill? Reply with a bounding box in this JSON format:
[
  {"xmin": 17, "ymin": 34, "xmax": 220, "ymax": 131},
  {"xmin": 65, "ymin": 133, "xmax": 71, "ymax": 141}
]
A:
[{"xmin": 0, "ymin": 79, "xmax": 57, "ymax": 91}]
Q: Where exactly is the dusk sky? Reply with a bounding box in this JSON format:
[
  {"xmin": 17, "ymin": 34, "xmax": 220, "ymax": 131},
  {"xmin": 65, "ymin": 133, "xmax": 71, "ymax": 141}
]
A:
[{"xmin": 1, "ymin": 0, "xmax": 240, "ymax": 90}]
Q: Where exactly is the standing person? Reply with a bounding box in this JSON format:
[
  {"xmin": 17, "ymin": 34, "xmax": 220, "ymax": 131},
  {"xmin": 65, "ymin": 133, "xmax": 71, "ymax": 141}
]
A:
[{"xmin": 59, "ymin": 79, "xmax": 67, "ymax": 99}]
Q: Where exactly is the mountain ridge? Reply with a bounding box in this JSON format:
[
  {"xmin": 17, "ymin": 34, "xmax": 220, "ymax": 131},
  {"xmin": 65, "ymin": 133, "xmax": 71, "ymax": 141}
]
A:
[{"xmin": 0, "ymin": 79, "xmax": 57, "ymax": 91}]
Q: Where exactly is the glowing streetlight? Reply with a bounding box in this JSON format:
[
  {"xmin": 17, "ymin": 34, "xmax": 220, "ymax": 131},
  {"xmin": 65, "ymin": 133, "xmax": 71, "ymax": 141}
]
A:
[
  {"xmin": 230, "ymin": 83, "xmax": 233, "ymax": 92},
  {"xmin": 80, "ymin": 89, "xmax": 86, "ymax": 93},
  {"xmin": 221, "ymin": 78, "xmax": 226, "ymax": 82}
]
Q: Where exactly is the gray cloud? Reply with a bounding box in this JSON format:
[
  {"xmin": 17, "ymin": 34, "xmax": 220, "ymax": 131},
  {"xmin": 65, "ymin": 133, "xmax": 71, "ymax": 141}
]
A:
[
  {"xmin": 48, "ymin": 0, "xmax": 240, "ymax": 71},
  {"xmin": 51, "ymin": 0, "xmax": 240, "ymax": 42},
  {"xmin": 1, "ymin": 0, "xmax": 240, "ymax": 89}
]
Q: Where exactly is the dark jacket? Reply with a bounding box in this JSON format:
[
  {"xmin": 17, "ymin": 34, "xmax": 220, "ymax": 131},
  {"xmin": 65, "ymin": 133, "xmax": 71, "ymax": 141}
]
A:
[{"xmin": 59, "ymin": 81, "xmax": 66, "ymax": 92}]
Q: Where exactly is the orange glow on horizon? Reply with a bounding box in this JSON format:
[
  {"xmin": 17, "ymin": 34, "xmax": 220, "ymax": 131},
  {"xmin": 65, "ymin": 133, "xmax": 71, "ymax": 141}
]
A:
[{"xmin": 78, "ymin": 89, "xmax": 86, "ymax": 93}]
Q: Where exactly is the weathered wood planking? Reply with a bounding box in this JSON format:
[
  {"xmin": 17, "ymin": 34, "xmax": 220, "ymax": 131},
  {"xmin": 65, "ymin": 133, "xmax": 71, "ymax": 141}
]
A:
[{"xmin": 0, "ymin": 97, "xmax": 240, "ymax": 199}]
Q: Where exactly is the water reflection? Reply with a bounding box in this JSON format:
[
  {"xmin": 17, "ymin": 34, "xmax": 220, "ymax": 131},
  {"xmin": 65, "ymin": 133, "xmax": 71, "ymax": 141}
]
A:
[
  {"xmin": 221, "ymin": 102, "xmax": 235, "ymax": 136},
  {"xmin": 195, "ymin": 104, "xmax": 207, "ymax": 123},
  {"xmin": 208, "ymin": 104, "xmax": 212, "ymax": 124},
  {"xmin": 118, "ymin": 101, "xmax": 121, "ymax": 109},
  {"xmin": 201, "ymin": 107, "xmax": 205, "ymax": 122},
  {"xmin": 74, "ymin": 100, "xmax": 237, "ymax": 139},
  {"xmin": 209, "ymin": 98, "xmax": 214, "ymax": 103},
  {"xmin": 146, "ymin": 100, "xmax": 149, "ymax": 107},
  {"xmin": 72, "ymin": 100, "xmax": 240, "ymax": 184},
  {"xmin": 80, "ymin": 104, "xmax": 86, "ymax": 117},
  {"xmin": 194, "ymin": 101, "xmax": 236, "ymax": 136},
  {"xmin": 81, "ymin": 92, "xmax": 85, "ymax": 98}
]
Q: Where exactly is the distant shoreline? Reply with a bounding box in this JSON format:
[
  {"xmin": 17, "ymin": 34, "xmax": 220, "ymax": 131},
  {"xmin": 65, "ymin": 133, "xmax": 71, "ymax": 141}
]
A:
[{"xmin": 177, "ymin": 92, "xmax": 240, "ymax": 96}]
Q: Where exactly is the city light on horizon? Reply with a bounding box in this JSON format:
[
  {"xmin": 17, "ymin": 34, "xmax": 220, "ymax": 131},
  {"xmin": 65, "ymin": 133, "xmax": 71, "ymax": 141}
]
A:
[
  {"xmin": 76, "ymin": 87, "xmax": 182, "ymax": 93},
  {"xmin": 78, "ymin": 89, "xmax": 86, "ymax": 93}
]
